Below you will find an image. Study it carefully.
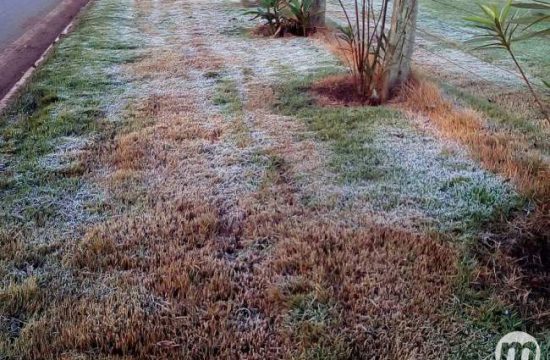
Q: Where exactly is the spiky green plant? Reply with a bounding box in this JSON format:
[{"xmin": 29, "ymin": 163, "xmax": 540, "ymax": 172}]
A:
[
  {"xmin": 466, "ymin": 0, "xmax": 549, "ymax": 122},
  {"xmin": 244, "ymin": 0, "xmax": 285, "ymax": 35},
  {"xmin": 335, "ymin": 0, "xmax": 391, "ymax": 100},
  {"xmin": 245, "ymin": 0, "xmax": 317, "ymax": 36},
  {"xmin": 286, "ymin": 0, "xmax": 315, "ymax": 36}
]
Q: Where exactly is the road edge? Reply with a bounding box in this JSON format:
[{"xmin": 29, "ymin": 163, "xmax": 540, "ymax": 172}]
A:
[{"xmin": 0, "ymin": 0, "xmax": 92, "ymax": 113}]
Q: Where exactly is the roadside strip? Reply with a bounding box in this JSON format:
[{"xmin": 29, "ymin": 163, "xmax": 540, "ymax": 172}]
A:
[{"xmin": 0, "ymin": 0, "xmax": 90, "ymax": 111}]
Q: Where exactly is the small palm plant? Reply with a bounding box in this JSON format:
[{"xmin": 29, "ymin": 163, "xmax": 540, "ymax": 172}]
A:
[
  {"xmin": 335, "ymin": 0, "xmax": 391, "ymax": 101},
  {"xmin": 286, "ymin": 0, "xmax": 315, "ymax": 36},
  {"xmin": 466, "ymin": 0, "xmax": 549, "ymax": 122},
  {"xmin": 245, "ymin": 0, "xmax": 285, "ymax": 35},
  {"xmin": 245, "ymin": 0, "xmax": 316, "ymax": 36}
]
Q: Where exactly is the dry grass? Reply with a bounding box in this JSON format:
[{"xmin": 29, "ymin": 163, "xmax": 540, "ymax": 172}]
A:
[
  {"xmin": 131, "ymin": 52, "xmax": 189, "ymax": 80},
  {"xmin": 244, "ymin": 83, "xmax": 275, "ymax": 111},
  {"xmin": 13, "ymin": 164, "xmax": 458, "ymax": 359},
  {"xmin": 0, "ymin": 278, "xmax": 40, "ymax": 319},
  {"xmin": 183, "ymin": 36, "xmax": 225, "ymax": 71},
  {"xmin": 111, "ymin": 131, "xmax": 149, "ymax": 171},
  {"xmin": 314, "ymin": 29, "xmax": 352, "ymax": 66}
]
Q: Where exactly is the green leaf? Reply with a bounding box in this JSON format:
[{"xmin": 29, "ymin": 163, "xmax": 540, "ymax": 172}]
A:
[
  {"xmin": 472, "ymin": 42, "xmax": 507, "ymax": 50},
  {"xmin": 465, "ymin": 15, "xmax": 497, "ymax": 26},
  {"xmin": 481, "ymin": 4, "xmax": 498, "ymax": 18},
  {"xmin": 515, "ymin": 26, "xmax": 550, "ymax": 39},
  {"xmin": 465, "ymin": 34, "xmax": 500, "ymax": 43},
  {"xmin": 513, "ymin": 14, "xmax": 550, "ymax": 24},
  {"xmin": 500, "ymin": 0, "xmax": 513, "ymax": 23},
  {"xmin": 512, "ymin": 1, "xmax": 550, "ymax": 10}
]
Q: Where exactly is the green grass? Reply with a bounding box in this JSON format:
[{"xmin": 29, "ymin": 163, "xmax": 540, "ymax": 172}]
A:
[
  {"xmin": 0, "ymin": 1, "xmax": 143, "ymax": 355},
  {"xmin": 288, "ymin": 294, "xmax": 332, "ymax": 326},
  {"xmin": 0, "ymin": 1, "xmax": 141, "ymax": 231},
  {"xmin": 273, "ymin": 74, "xmax": 521, "ymax": 233},
  {"xmin": 273, "ymin": 75, "xmax": 401, "ymax": 182},
  {"xmin": 211, "ymin": 75, "xmax": 254, "ymax": 147},
  {"xmin": 212, "ymin": 77, "xmax": 243, "ymax": 114}
]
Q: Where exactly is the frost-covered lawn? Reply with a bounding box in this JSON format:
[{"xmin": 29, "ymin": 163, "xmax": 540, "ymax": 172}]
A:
[{"xmin": 0, "ymin": 0, "xmax": 548, "ymax": 359}]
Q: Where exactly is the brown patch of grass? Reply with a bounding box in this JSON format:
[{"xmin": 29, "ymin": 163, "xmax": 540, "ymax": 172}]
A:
[
  {"xmin": 182, "ymin": 36, "xmax": 225, "ymax": 71},
  {"xmin": 54, "ymin": 182, "xmax": 457, "ymax": 359},
  {"xmin": 130, "ymin": 51, "xmax": 188, "ymax": 80},
  {"xmin": 240, "ymin": 157, "xmax": 459, "ymax": 358},
  {"xmin": 0, "ymin": 277, "xmax": 40, "ymax": 319},
  {"xmin": 16, "ymin": 292, "xmax": 163, "ymax": 359},
  {"xmin": 71, "ymin": 198, "xmax": 221, "ymax": 272},
  {"xmin": 164, "ymin": 116, "xmax": 223, "ymax": 143},
  {"xmin": 231, "ymin": 116, "xmax": 253, "ymax": 148},
  {"xmin": 107, "ymin": 168, "xmax": 141, "ymax": 184},
  {"xmin": 0, "ymin": 230, "xmax": 49, "ymax": 281},
  {"xmin": 268, "ymin": 224, "xmax": 457, "ymax": 358},
  {"xmin": 184, "ymin": 54, "xmax": 225, "ymax": 71},
  {"xmin": 245, "ymin": 84, "xmax": 275, "ymax": 112},
  {"xmin": 111, "ymin": 131, "xmax": 149, "ymax": 171}
]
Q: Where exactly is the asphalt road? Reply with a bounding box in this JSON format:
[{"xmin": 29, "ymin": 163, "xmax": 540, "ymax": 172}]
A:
[
  {"xmin": 0, "ymin": 0, "xmax": 62, "ymax": 49},
  {"xmin": 0, "ymin": 0, "xmax": 88, "ymax": 101}
]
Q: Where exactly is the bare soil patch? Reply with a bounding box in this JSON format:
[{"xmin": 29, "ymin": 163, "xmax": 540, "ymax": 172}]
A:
[{"xmin": 310, "ymin": 75, "xmax": 379, "ymax": 107}]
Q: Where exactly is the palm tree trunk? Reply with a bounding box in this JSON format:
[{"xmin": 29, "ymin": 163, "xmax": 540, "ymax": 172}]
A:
[
  {"xmin": 381, "ymin": 0, "xmax": 418, "ymax": 101},
  {"xmin": 310, "ymin": 0, "xmax": 326, "ymax": 28}
]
